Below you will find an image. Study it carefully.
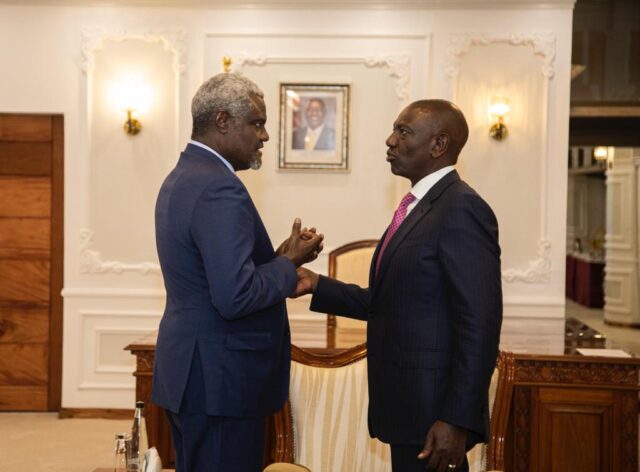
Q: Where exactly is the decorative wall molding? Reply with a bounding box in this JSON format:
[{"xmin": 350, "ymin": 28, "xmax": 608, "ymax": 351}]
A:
[
  {"xmin": 604, "ymin": 268, "xmax": 633, "ymax": 315},
  {"xmin": 80, "ymin": 309, "xmax": 163, "ymax": 318},
  {"xmin": 447, "ymin": 32, "xmax": 556, "ymax": 284},
  {"xmin": 446, "ymin": 33, "xmax": 556, "ymax": 78},
  {"xmin": 79, "ymin": 310, "xmax": 162, "ymax": 391},
  {"xmin": 78, "ymin": 382, "xmax": 133, "ymax": 391},
  {"xmin": 79, "ymin": 228, "xmax": 161, "ymax": 275},
  {"xmin": 363, "ymin": 56, "xmax": 411, "ymax": 100},
  {"xmin": 80, "ymin": 28, "xmax": 187, "ymax": 74},
  {"xmin": 229, "ymin": 52, "xmax": 411, "ymax": 99},
  {"xmin": 502, "ymin": 295, "xmax": 564, "ymax": 308},
  {"xmin": 502, "ymin": 239, "xmax": 552, "ymax": 283},
  {"xmin": 605, "ymin": 174, "xmax": 634, "ymax": 251},
  {"xmin": 79, "ymin": 29, "xmax": 184, "ymax": 277}
]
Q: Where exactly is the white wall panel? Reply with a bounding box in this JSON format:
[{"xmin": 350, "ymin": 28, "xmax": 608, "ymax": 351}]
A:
[{"xmin": 204, "ymin": 32, "xmax": 430, "ymax": 249}]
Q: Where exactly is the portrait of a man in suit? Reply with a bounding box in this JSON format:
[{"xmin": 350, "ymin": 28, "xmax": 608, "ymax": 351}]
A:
[{"xmin": 292, "ymin": 97, "xmax": 336, "ymax": 151}]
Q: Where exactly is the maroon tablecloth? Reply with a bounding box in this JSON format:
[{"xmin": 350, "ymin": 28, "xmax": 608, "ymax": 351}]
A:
[{"xmin": 566, "ymin": 255, "xmax": 604, "ymax": 308}]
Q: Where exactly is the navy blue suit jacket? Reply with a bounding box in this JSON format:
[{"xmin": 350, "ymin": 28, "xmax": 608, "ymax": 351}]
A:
[
  {"xmin": 310, "ymin": 171, "xmax": 502, "ymax": 446},
  {"xmin": 152, "ymin": 143, "xmax": 296, "ymax": 418}
]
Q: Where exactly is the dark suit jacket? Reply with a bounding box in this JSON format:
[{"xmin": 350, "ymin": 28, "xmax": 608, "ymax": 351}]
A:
[
  {"xmin": 292, "ymin": 125, "xmax": 335, "ymax": 150},
  {"xmin": 310, "ymin": 171, "xmax": 502, "ymax": 446},
  {"xmin": 152, "ymin": 143, "xmax": 296, "ymax": 418}
]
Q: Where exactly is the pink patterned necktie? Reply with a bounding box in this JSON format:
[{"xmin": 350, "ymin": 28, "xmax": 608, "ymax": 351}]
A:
[{"xmin": 375, "ymin": 192, "xmax": 417, "ymax": 276}]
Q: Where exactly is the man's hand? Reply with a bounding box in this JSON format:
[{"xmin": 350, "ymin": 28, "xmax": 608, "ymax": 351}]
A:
[
  {"xmin": 278, "ymin": 218, "xmax": 324, "ymax": 267},
  {"xmin": 292, "ymin": 267, "xmax": 319, "ymax": 298},
  {"xmin": 417, "ymin": 421, "xmax": 467, "ymax": 471}
]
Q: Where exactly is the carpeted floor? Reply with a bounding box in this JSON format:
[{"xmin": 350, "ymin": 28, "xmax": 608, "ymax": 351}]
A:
[{"xmin": 0, "ymin": 412, "xmax": 130, "ymax": 471}]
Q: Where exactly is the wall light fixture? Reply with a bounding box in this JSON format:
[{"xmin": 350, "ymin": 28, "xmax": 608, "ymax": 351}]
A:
[
  {"xmin": 488, "ymin": 97, "xmax": 510, "ymax": 141},
  {"xmin": 111, "ymin": 74, "xmax": 151, "ymax": 136}
]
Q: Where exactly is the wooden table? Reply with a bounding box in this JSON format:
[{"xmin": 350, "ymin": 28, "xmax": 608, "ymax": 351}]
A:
[
  {"xmin": 125, "ymin": 333, "xmax": 175, "ymax": 468},
  {"xmin": 505, "ymin": 354, "xmax": 640, "ymax": 472},
  {"xmin": 127, "ymin": 334, "xmax": 640, "ymax": 472}
]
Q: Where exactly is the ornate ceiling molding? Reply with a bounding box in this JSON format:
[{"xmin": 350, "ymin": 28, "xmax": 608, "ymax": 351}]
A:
[
  {"xmin": 363, "ymin": 55, "xmax": 410, "ymax": 100},
  {"xmin": 446, "ymin": 33, "xmax": 556, "ymax": 79},
  {"xmin": 0, "ymin": 0, "xmax": 578, "ymax": 7},
  {"xmin": 80, "ymin": 28, "xmax": 187, "ymax": 75}
]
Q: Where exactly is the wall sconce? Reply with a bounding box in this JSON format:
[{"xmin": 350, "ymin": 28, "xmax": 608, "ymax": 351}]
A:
[
  {"xmin": 123, "ymin": 109, "xmax": 141, "ymax": 135},
  {"xmin": 593, "ymin": 146, "xmax": 608, "ymax": 161},
  {"xmin": 488, "ymin": 97, "xmax": 510, "ymax": 141},
  {"xmin": 111, "ymin": 75, "xmax": 151, "ymax": 136},
  {"xmin": 222, "ymin": 55, "xmax": 232, "ymax": 73},
  {"xmin": 594, "ymin": 146, "xmax": 615, "ymax": 169}
]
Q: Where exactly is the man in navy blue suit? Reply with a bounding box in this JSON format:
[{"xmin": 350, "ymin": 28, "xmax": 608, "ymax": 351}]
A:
[
  {"xmin": 152, "ymin": 73, "xmax": 323, "ymax": 472},
  {"xmin": 296, "ymin": 100, "xmax": 502, "ymax": 472}
]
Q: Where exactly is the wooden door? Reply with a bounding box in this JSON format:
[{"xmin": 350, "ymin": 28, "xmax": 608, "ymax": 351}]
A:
[{"xmin": 0, "ymin": 114, "xmax": 63, "ymax": 411}]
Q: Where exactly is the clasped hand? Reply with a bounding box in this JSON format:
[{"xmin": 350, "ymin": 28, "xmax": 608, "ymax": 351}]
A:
[{"xmin": 276, "ymin": 218, "xmax": 324, "ymax": 268}]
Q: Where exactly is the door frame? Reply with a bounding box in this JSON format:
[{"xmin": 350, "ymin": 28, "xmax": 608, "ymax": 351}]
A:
[{"xmin": 49, "ymin": 114, "xmax": 64, "ymax": 411}]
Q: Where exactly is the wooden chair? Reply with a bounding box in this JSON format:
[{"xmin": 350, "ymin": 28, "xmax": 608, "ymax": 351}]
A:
[
  {"xmin": 326, "ymin": 240, "xmax": 378, "ymax": 349},
  {"xmin": 265, "ymin": 345, "xmax": 515, "ymax": 472},
  {"xmin": 467, "ymin": 351, "xmax": 516, "ymax": 472}
]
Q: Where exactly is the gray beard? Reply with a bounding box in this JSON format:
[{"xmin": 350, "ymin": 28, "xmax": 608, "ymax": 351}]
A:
[{"xmin": 250, "ymin": 157, "xmax": 262, "ymax": 170}]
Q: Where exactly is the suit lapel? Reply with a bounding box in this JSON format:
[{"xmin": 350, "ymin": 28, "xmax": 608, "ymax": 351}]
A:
[
  {"xmin": 369, "ymin": 230, "xmax": 387, "ymax": 288},
  {"xmin": 374, "ymin": 170, "xmax": 460, "ymax": 289}
]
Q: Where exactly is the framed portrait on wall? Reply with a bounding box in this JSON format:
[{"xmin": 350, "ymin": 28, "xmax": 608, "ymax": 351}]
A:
[{"xmin": 278, "ymin": 83, "xmax": 350, "ymax": 170}]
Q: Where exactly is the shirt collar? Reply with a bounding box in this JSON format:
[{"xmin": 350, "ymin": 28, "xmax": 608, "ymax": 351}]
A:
[
  {"xmin": 189, "ymin": 139, "xmax": 235, "ymax": 174},
  {"xmin": 410, "ymin": 165, "xmax": 456, "ymax": 201}
]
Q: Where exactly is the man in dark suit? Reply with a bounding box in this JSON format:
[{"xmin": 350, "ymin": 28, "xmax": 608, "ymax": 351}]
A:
[
  {"xmin": 152, "ymin": 73, "xmax": 323, "ymax": 472},
  {"xmin": 296, "ymin": 100, "xmax": 502, "ymax": 472},
  {"xmin": 292, "ymin": 98, "xmax": 335, "ymax": 150}
]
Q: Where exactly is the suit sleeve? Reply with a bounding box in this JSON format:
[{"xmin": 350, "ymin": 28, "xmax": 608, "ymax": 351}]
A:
[
  {"xmin": 438, "ymin": 192, "xmax": 503, "ymax": 434},
  {"xmin": 309, "ymin": 275, "xmax": 370, "ymax": 321},
  {"xmin": 190, "ymin": 178, "xmax": 297, "ymax": 320}
]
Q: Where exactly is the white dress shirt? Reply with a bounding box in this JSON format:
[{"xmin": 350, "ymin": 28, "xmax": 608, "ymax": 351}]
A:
[
  {"xmin": 406, "ymin": 165, "xmax": 456, "ymax": 216},
  {"xmin": 189, "ymin": 139, "xmax": 235, "ymax": 174}
]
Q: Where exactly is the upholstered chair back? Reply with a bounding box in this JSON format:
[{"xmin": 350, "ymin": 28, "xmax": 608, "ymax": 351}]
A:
[
  {"xmin": 266, "ymin": 348, "xmax": 514, "ymax": 472},
  {"xmin": 268, "ymin": 344, "xmax": 390, "ymax": 471},
  {"xmin": 327, "ymin": 240, "xmax": 378, "ymax": 348}
]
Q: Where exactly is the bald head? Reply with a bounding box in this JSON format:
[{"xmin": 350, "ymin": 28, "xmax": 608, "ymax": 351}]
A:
[
  {"xmin": 386, "ymin": 98, "xmax": 469, "ymax": 186},
  {"xmin": 407, "ymin": 99, "xmax": 469, "ymax": 162}
]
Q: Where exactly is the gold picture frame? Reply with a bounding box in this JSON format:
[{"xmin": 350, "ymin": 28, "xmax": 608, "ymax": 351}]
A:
[{"xmin": 278, "ymin": 83, "xmax": 349, "ymax": 171}]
